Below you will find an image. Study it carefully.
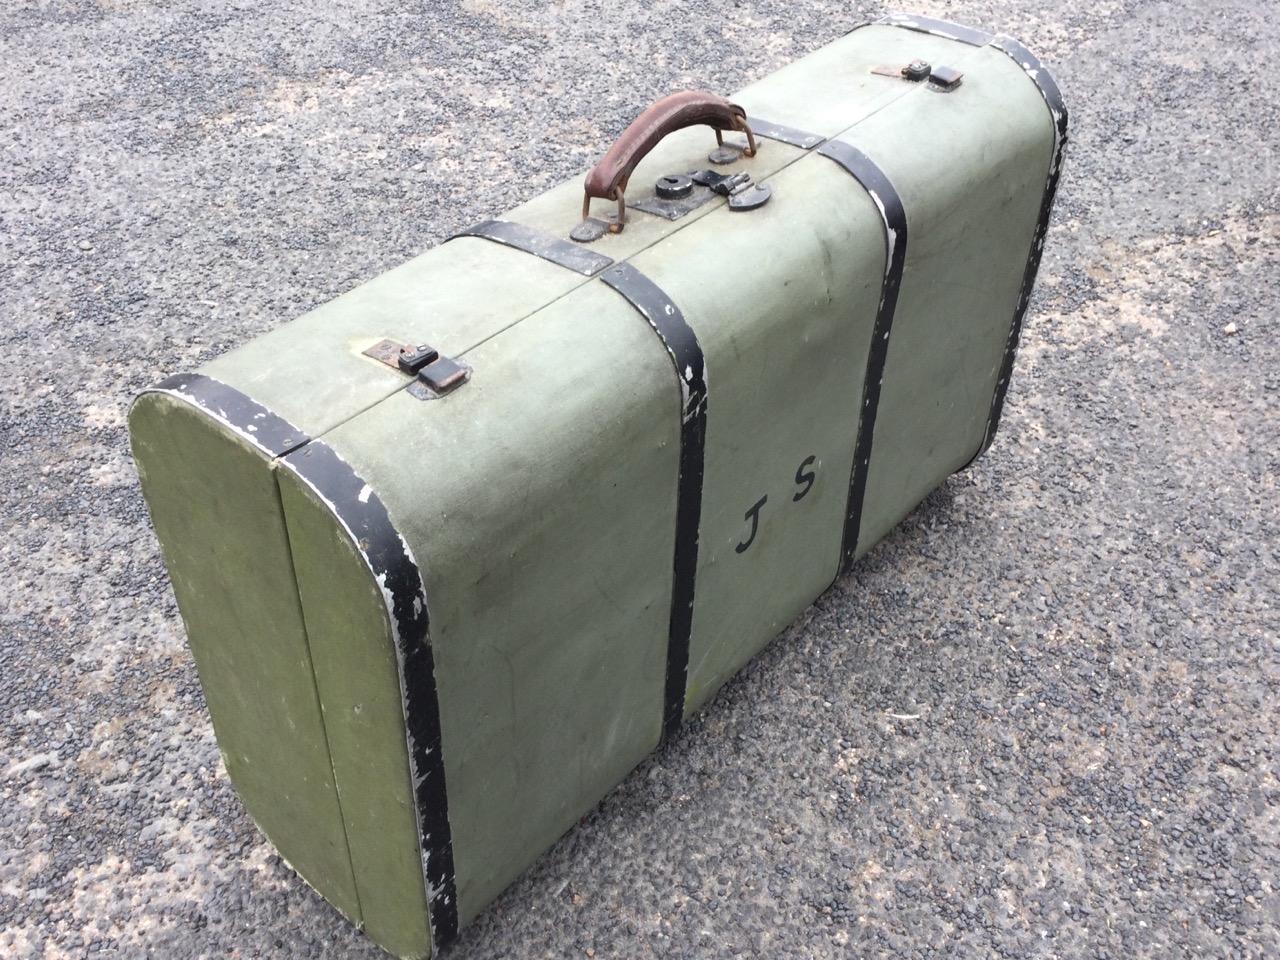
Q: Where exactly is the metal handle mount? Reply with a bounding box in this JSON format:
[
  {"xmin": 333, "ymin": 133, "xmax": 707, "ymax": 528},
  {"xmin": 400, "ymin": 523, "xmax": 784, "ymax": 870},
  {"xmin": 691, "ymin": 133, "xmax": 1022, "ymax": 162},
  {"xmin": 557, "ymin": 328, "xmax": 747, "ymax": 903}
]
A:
[{"xmin": 582, "ymin": 91, "xmax": 757, "ymax": 233}]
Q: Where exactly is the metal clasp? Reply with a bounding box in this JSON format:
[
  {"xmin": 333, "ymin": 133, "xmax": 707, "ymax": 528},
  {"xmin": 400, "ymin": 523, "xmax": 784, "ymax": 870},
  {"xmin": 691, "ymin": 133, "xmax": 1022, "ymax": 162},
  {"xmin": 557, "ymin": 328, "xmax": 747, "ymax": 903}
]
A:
[
  {"xmin": 872, "ymin": 60, "xmax": 964, "ymax": 91},
  {"xmin": 689, "ymin": 170, "xmax": 772, "ymax": 210},
  {"xmin": 362, "ymin": 339, "xmax": 472, "ymax": 399}
]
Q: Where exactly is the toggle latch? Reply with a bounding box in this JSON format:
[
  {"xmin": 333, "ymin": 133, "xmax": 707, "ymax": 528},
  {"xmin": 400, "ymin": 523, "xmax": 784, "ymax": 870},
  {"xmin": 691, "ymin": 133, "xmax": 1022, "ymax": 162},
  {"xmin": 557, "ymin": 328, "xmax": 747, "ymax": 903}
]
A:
[
  {"xmin": 362, "ymin": 339, "xmax": 472, "ymax": 399},
  {"xmin": 689, "ymin": 170, "xmax": 772, "ymax": 211},
  {"xmin": 872, "ymin": 60, "xmax": 964, "ymax": 92}
]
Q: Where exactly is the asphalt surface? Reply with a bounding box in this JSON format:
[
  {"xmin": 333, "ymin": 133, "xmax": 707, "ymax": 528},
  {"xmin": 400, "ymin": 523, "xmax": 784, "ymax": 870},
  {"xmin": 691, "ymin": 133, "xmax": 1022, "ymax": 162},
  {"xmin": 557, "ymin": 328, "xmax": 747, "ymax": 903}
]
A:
[{"xmin": 2, "ymin": 0, "xmax": 1277, "ymax": 958}]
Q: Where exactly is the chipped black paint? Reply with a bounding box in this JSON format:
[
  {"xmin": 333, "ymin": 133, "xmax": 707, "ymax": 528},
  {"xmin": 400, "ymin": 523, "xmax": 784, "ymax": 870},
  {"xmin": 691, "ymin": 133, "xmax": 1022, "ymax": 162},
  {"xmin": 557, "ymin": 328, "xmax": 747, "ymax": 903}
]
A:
[
  {"xmin": 453, "ymin": 218, "xmax": 615, "ymax": 276},
  {"xmin": 600, "ymin": 262, "xmax": 707, "ymax": 743},
  {"xmin": 816, "ymin": 141, "xmax": 908, "ymax": 573},
  {"xmin": 745, "ymin": 117, "xmax": 825, "ymax": 150},
  {"xmin": 146, "ymin": 373, "xmax": 310, "ymax": 458},
  {"xmin": 280, "ymin": 440, "xmax": 459, "ymax": 950},
  {"xmin": 979, "ymin": 36, "xmax": 1069, "ymax": 455}
]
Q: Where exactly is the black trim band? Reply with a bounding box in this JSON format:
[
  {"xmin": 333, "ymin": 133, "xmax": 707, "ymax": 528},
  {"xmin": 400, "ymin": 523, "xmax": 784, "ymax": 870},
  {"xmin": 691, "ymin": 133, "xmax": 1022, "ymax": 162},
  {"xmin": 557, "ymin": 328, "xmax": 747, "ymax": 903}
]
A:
[
  {"xmin": 453, "ymin": 218, "xmax": 614, "ymax": 276},
  {"xmin": 877, "ymin": 12, "xmax": 993, "ymax": 47},
  {"xmin": 147, "ymin": 373, "xmax": 310, "ymax": 458},
  {"xmin": 281, "ymin": 441, "xmax": 460, "ymax": 949},
  {"xmin": 977, "ymin": 36, "xmax": 1069, "ymax": 455},
  {"xmin": 816, "ymin": 142, "xmax": 908, "ymax": 573},
  {"xmin": 599, "ymin": 262, "xmax": 707, "ymax": 742},
  {"xmin": 745, "ymin": 116, "xmax": 825, "ymax": 150}
]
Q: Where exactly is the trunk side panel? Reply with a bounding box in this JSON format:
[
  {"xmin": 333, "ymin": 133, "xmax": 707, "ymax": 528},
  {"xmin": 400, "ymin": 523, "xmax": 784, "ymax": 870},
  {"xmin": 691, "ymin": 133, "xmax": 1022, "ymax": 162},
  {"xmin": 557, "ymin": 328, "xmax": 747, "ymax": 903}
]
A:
[
  {"xmin": 128, "ymin": 393, "xmax": 360, "ymax": 919},
  {"xmin": 625, "ymin": 160, "xmax": 888, "ymax": 715},
  {"xmin": 848, "ymin": 46, "xmax": 1058, "ymax": 555},
  {"xmin": 276, "ymin": 469, "xmax": 433, "ymax": 960},
  {"xmin": 319, "ymin": 285, "xmax": 682, "ymax": 924}
]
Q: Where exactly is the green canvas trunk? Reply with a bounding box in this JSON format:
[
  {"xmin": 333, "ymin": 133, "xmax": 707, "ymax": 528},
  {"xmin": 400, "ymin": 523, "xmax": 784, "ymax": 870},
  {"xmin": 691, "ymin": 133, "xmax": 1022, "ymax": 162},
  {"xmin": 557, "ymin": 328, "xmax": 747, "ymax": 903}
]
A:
[{"xmin": 129, "ymin": 15, "xmax": 1066, "ymax": 957}]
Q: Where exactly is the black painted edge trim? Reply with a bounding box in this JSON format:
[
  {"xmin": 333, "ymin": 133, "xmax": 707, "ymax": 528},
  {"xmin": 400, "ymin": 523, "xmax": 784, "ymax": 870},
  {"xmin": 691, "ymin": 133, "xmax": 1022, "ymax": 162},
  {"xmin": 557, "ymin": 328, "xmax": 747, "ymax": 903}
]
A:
[
  {"xmin": 143, "ymin": 372, "xmax": 310, "ymax": 458},
  {"xmin": 599, "ymin": 262, "xmax": 707, "ymax": 743},
  {"xmin": 816, "ymin": 142, "xmax": 908, "ymax": 575},
  {"xmin": 280, "ymin": 441, "xmax": 460, "ymax": 952},
  {"xmin": 877, "ymin": 12, "xmax": 993, "ymax": 47},
  {"xmin": 453, "ymin": 218, "xmax": 614, "ymax": 276},
  {"xmin": 745, "ymin": 116, "xmax": 825, "ymax": 150},
  {"xmin": 975, "ymin": 36, "xmax": 1069, "ymax": 458}
]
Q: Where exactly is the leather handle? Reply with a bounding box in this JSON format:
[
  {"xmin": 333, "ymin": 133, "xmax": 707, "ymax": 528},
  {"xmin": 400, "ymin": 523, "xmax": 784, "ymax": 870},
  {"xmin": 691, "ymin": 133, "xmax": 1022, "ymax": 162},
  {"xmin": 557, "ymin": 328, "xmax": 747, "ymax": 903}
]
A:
[{"xmin": 582, "ymin": 91, "xmax": 757, "ymax": 232}]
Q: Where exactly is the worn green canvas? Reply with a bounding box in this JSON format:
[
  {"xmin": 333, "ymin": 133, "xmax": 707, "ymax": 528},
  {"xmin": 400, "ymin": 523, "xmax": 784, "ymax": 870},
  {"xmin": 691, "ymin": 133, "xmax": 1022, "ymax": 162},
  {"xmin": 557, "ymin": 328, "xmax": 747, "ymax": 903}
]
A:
[{"xmin": 130, "ymin": 16, "xmax": 1064, "ymax": 958}]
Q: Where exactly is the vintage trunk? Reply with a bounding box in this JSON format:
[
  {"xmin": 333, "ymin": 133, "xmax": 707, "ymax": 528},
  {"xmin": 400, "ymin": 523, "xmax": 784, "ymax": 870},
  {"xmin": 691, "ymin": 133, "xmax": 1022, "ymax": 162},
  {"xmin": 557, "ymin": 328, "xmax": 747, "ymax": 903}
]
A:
[{"xmin": 129, "ymin": 15, "xmax": 1066, "ymax": 958}]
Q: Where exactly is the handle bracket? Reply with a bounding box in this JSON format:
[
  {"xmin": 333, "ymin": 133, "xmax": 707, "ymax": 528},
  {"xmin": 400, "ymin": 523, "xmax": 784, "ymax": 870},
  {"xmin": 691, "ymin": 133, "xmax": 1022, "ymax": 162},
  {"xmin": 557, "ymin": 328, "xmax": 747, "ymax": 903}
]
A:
[{"xmin": 582, "ymin": 91, "xmax": 757, "ymax": 234}]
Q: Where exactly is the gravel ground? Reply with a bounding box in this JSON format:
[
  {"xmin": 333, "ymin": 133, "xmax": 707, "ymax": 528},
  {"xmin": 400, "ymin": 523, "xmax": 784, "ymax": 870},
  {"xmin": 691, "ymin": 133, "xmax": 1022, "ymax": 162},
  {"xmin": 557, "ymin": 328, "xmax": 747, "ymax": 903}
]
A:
[{"xmin": 2, "ymin": 0, "xmax": 1277, "ymax": 958}]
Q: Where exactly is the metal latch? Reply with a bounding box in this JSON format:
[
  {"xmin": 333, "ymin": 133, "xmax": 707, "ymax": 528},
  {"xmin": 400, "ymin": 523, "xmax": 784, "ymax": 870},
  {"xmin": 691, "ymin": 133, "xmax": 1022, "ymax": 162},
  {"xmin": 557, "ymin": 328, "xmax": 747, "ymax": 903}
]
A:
[
  {"xmin": 611, "ymin": 167, "xmax": 773, "ymax": 228},
  {"xmin": 902, "ymin": 59, "xmax": 931, "ymax": 81},
  {"xmin": 362, "ymin": 339, "xmax": 472, "ymax": 399},
  {"xmin": 396, "ymin": 343, "xmax": 438, "ymax": 374},
  {"xmin": 689, "ymin": 170, "xmax": 772, "ymax": 210},
  {"xmin": 872, "ymin": 60, "xmax": 964, "ymax": 92}
]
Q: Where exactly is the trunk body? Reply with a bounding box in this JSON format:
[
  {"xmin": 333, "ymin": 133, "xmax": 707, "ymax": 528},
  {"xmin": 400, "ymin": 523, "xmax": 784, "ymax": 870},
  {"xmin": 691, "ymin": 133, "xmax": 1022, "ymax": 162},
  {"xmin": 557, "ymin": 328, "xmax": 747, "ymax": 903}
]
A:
[{"xmin": 129, "ymin": 17, "xmax": 1065, "ymax": 958}]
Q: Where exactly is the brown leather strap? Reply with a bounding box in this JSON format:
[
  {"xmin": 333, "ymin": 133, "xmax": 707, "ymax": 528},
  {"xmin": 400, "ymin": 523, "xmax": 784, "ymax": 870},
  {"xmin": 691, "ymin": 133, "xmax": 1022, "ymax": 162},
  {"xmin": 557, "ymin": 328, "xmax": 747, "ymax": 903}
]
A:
[{"xmin": 582, "ymin": 91, "xmax": 757, "ymax": 231}]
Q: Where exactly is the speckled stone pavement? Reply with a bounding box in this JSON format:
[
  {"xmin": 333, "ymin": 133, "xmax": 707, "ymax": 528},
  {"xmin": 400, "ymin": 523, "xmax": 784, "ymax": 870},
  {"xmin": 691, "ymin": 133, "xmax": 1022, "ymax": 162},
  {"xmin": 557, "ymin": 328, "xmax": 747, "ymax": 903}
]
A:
[{"xmin": 2, "ymin": 1, "xmax": 1276, "ymax": 957}]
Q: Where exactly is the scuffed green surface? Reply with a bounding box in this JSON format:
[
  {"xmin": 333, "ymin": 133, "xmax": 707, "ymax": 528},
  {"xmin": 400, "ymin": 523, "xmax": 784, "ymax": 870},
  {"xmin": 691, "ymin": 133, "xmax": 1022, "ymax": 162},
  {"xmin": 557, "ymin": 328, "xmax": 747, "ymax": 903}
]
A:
[
  {"xmin": 277, "ymin": 467, "xmax": 432, "ymax": 960},
  {"xmin": 320, "ymin": 283, "xmax": 681, "ymax": 925},
  {"xmin": 733, "ymin": 24, "xmax": 978, "ymax": 135},
  {"xmin": 123, "ymin": 18, "xmax": 1058, "ymax": 951},
  {"xmin": 849, "ymin": 42, "xmax": 1056, "ymax": 553},
  {"xmin": 128, "ymin": 392, "xmax": 360, "ymax": 922},
  {"xmin": 202, "ymin": 237, "xmax": 592, "ymax": 441},
  {"xmin": 626, "ymin": 157, "xmax": 887, "ymax": 716}
]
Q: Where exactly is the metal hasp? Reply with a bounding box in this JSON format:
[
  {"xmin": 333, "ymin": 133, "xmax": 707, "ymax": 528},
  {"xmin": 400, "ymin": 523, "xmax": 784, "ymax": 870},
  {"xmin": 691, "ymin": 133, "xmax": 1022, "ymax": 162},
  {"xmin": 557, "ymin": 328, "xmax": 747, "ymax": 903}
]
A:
[
  {"xmin": 871, "ymin": 59, "xmax": 960, "ymax": 90},
  {"xmin": 928, "ymin": 65, "xmax": 964, "ymax": 91},
  {"xmin": 629, "ymin": 173, "xmax": 717, "ymax": 222},
  {"xmin": 417, "ymin": 356, "xmax": 468, "ymax": 395},
  {"xmin": 691, "ymin": 169, "xmax": 749, "ymax": 195},
  {"xmin": 689, "ymin": 169, "xmax": 773, "ymax": 211},
  {"xmin": 627, "ymin": 167, "xmax": 774, "ymax": 222},
  {"xmin": 363, "ymin": 339, "xmax": 471, "ymax": 399}
]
